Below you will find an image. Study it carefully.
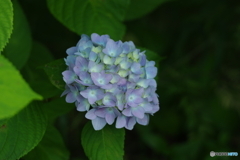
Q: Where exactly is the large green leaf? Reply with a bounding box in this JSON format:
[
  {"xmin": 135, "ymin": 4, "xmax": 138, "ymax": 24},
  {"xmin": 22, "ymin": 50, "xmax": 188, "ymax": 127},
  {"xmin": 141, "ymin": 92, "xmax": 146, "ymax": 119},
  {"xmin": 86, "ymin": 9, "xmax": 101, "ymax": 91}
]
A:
[
  {"xmin": 81, "ymin": 122, "xmax": 125, "ymax": 160},
  {"xmin": 42, "ymin": 58, "xmax": 66, "ymax": 90},
  {"xmin": 47, "ymin": 0, "xmax": 130, "ymax": 40},
  {"xmin": 125, "ymin": 0, "xmax": 169, "ymax": 21},
  {"xmin": 0, "ymin": 0, "xmax": 13, "ymax": 52},
  {"xmin": 2, "ymin": 0, "xmax": 32, "ymax": 69},
  {"xmin": 22, "ymin": 125, "xmax": 70, "ymax": 160},
  {"xmin": 21, "ymin": 41, "xmax": 60, "ymax": 99},
  {"xmin": 0, "ymin": 55, "xmax": 42, "ymax": 119},
  {"xmin": 0, "ymin": 102, "xmax": 47, "ymax": 160}
]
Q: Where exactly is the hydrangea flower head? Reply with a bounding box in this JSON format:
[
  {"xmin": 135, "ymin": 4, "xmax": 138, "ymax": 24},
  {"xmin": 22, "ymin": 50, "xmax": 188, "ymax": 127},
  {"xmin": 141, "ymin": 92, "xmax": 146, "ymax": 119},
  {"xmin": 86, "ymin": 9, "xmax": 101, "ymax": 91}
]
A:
[{"xmin": 62, "ymin": 33, "xmax": 160, "ymax": 130}]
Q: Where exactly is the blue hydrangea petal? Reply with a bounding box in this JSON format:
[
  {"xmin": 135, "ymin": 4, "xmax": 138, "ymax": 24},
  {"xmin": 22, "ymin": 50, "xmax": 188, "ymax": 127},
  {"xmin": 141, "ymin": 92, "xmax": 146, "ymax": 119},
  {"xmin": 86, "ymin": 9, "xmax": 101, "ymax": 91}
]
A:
[
  {"xmin": 85, "ymin": 108, "xmax": 97, "ymax": 120},
  {"xmin": 64, "ymin": 55, "xmax": 76, "ymax": 69},
  {"xmin": 77, "ymin": 98, "xmax": 90, "ymax": 111},
  {"xmin": 122, "ymin": 108, "xmax": 132, "ymax": 117},
  {"xmin": 145, "ymin": 61, "xmax": 155, "ymax": 67},
  {"xmin": 103, "ymin": 55, "xmax": 115, "ymax": 65},
  {"xmin": 145, "ymin": 66, "xmax": 157, "ymax": 79},
  {"xmin": 102, "ymin": 93, "xmax": 117, "ymax": 107},
  {"xmin": 131, "ymin": 62, "xmax": 143, "ymax": 75},
  {"xmin": 116, "ymin": 115, "xmax": 127, "ymax": 128},
  {"xmin": 91, "ymin": 71, "xmax": 112, "ymax": 87},
  {"xmin": 66, "ymin": 47, "xmax": 77, "ymax": 55},
  {"xmin": 66, "ymin": 92, "xmax": 76, "ymax": 103},
  {"xmin": 118, "ymin": 69, "xmax": 128, "ymax": 77},
  {"xmin": 89, "ymin": 51, "xmax": 98, "ymax": 61},
  {"xmin": 110, "ymin": 74, "xmax": 121, "ymax": 84},
  {"xmin": 132, "ymin": 107, "xmax": 145, "ymax": 119},
  {"xmin": 91, "ymin": 33, "xmax": 109, "ymax": 46},
  {"xmin": 136, "ymin": 114, "xmax": 149, "ymax": 125},
  {"xmin": 103, "ymin": 39, "xmax": 123, "ymax": 57},
  {"xmin": 151, "ymin": 104, "xmax": 160, "ymax": 114},
  {"xmin": 95, "ymin": 108, "xmax": 107, "ymax": 118},
  {"xmin": 116, "ymin": 93, "xmax": 125, "ymax": 110},
  {"xmin": 119, "ymin": 57, "xmax": 132, "ymax": 70},
  {"xmin": 136, "ymin": 79, "xmax": 149, "ymax": 88},
  {"xmin": 62, "ymin": 70, "xmax": 77, "ymax": 84},
  {"xmin": 88, "ymin": 61, "xmax": 104, "ymax": 73},
  {"xmin": 125, "ymin": 117, "xmax": 136, "ymax": 130},
  {"xmin": 139, "ymin": 51, "xmax": 146, "ymax": 66},
  {"xmin": 77, "ymin": 71, "xmax": 93, "ymax": 86},
  {"xmin": 92, "ymin": 117, "xmax": 107, "ymax": 130},
  {"xmin": 80, "ymin": 87, "xmax": 104, "ymax": 104},
  {"xmin": 105, "ymin": 109, "xmax": 116, "ymax": 125},
  {"xmin": 129, "ymin": 73, "xmax": 140, "ymax": 83},
  {"xmin": 73, "ymin": 56, "xmax": 88, "ymax": 74}
]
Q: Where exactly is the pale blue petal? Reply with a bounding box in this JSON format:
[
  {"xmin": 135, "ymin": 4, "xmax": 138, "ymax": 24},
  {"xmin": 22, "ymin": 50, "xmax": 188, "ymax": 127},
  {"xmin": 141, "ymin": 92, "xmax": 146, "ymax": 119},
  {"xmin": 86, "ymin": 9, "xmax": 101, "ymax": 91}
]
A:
[
  {"xmin": 116, "ymin": 115, "xmax": 127, "ymax": 128},
  {"xmin": 92, "ymin": 117, "xmax": 107, "ymax": 130}
]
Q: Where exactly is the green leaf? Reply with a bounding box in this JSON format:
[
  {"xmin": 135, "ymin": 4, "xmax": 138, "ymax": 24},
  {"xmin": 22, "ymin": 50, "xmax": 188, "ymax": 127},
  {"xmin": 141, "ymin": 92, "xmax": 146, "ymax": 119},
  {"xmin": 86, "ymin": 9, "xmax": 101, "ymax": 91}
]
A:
[
  {"xmin": 21, "ymin": 41, "xmax": 61, "ymax": 99},
  {"xmin": 0, "ymin": 0, "xmax": 13, "ymax": 52},
  {"xmin": 125, "ymin": 0, "xmax": 169, "ymax": 21},
  {"xmin": 0, "ymin": 102, "xmax": 47, "ymax": 160},
  {"xmin": 2, "ymin": 0, "xmax": 32, "ymax": 69},
  {"xmin": 47, "ymin": 0, "xmax": 130, "ymax": 40},
  {"xmin": 22, "ymin": 125, "xmax": 70, "ymax": 160},
  {"xmin": 81, "ymin": 122, "xmax": 125, "ymax": 160},
  {"xmin": 41, "ymin": 97, "xmax": 75, "ymax": 123},
  {"xmin": 0, "ymin": 55, "xmax": 42, "ymax": 119},
  {"xmin": 42, "ymin": 58, "xmax": 66, "ymax": 90}
]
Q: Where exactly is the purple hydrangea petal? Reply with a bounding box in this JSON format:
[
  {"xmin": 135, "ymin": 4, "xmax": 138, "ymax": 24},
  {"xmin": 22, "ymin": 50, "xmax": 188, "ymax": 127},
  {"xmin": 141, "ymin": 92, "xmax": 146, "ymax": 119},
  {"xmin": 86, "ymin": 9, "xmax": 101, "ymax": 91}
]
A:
[
  {"xmin": 95, "ymin": 108, "xmax": 107, "ymax": 118},
  {"xmin": 116, "ymin": 115, "xmax": 127, "ymax": 128},
  {"xmin": 125, "ymin": 117, "xmax": 136, "ymax": 130},
  {"xmin": 91, "ymin": 71, "xmax": 113, "ymax": 87},
  {"xmin": 80, "ymin": 87, "xmax": 104, "ymax": 104},
  {"xmin": 105, "ymin": 111, "xmax": 116, "ymax": 125},
  {"xmin": 136, "ymin": 114, "xmax": 149, "ymax": 125},
  {"xmin": 102, "ymin": 93, "xmax": 117, "ymax": 107},
  {"xmin": 132, "ymin": 107, "xmax": 145, "ymax": 119},
  {"xmin": 122, "ymin": 108, "xmax": 132, "ymax": 117},
  {"xmin": 62, "ymin": 70, "xmax": 77, "ymax": 84},
  {"xmin": 103, "ymin": 39, "xmax": 123, "ymax": 57},
  {"xmin": 92, "ymin": 117, "xmax": 107, "ymax": 130},
  {"xmin": 88, "ymin": 61, "xmax": 104, "ymax": 73},
  {"xmin": 85, "ymin": 108, "xmax": 97, "ymax": 120},
  {"xmin": 77, "ymin": 99, "xmax": 90, "ymax": 111}
]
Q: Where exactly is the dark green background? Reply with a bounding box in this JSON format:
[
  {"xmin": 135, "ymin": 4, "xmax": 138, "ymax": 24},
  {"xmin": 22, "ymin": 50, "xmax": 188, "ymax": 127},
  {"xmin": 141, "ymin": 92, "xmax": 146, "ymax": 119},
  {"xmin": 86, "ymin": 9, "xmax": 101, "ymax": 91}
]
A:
[{"xmin": 18, "ymin": 0, "xmax": 240, "ymax": 159}]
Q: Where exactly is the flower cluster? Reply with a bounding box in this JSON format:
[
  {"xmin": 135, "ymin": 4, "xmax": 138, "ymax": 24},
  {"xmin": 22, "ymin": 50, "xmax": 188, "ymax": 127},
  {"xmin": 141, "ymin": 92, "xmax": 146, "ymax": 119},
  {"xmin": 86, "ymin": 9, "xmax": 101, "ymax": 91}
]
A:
[{"xmin": 61, "ymin": 33, "xmax": 159, "ymax": 130}]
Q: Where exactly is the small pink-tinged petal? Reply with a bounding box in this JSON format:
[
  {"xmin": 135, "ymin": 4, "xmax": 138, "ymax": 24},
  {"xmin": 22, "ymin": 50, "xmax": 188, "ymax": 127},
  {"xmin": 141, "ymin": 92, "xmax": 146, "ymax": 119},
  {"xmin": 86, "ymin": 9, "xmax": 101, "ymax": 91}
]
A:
[{"xmin": 92, "ymin": 117, "xmax": 107, "ymax": 130}]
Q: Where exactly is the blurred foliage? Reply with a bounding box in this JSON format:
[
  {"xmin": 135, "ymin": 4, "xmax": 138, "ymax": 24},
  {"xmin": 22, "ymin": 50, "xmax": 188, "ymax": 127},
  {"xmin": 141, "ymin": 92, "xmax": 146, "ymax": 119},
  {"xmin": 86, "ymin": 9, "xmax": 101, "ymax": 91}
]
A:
[{"xmin": 16, "ymin": 0, "xmax": 240, "ymax": 159}]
